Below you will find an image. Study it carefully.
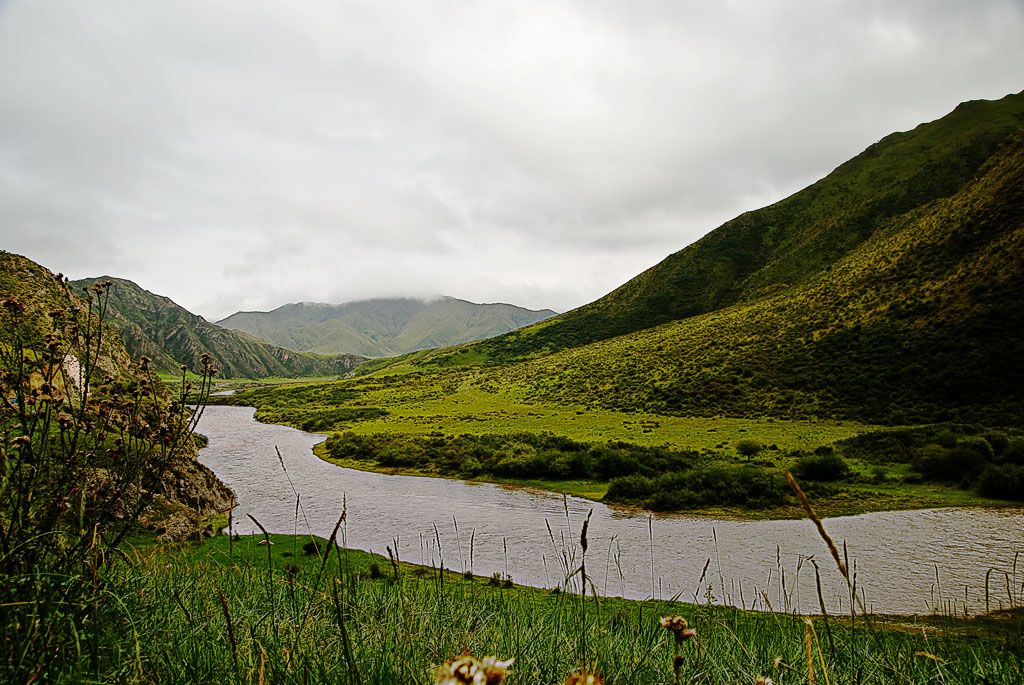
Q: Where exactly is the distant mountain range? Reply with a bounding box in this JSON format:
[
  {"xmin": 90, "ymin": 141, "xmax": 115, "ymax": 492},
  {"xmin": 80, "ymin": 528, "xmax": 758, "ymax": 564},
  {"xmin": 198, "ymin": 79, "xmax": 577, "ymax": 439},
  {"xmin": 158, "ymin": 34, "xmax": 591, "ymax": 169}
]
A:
[
  {"xmin": 68, "ymin": 277, "xmax": 366, "ymax": 379},
  {"xmin": 386, "ymin": 91, "xmax": 1024, "ymax": 425},
  {"xmin": 215, "ymin": 298, "xmax": 557, "ymax": 358},
  {"xmin": 60, "ymin": 277, "xmax": 554, "ymax": 377}
]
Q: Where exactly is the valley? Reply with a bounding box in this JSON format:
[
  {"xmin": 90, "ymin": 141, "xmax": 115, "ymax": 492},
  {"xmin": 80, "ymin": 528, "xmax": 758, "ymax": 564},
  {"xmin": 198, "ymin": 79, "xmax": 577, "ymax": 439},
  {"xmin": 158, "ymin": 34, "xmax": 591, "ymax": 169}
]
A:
[{"xmin": 4, "ymin": 90, "xmax": 1024, "ymax": 683}]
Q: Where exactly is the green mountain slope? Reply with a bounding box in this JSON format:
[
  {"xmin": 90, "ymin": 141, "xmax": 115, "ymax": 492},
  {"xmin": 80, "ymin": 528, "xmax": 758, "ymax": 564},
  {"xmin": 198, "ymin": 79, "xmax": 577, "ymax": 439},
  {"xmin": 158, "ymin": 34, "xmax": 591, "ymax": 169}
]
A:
[
  {"xmin": 359, "ymin": 93, "xmax": 1024, "ymax": 425},
  {"xmin": 216, "ymin": 297, "xmax": 556, "ymax": 358},
  {"xmin": 478, "ymin": 91, "xmax": 1024, "ymax": 362},
  {"xmin": 482, "ymin": 128, "xmax": 1024, "ymax": 424},
  {"xmin": 69, "ymin": 277, "xmax": 366, "ymax": 379}
]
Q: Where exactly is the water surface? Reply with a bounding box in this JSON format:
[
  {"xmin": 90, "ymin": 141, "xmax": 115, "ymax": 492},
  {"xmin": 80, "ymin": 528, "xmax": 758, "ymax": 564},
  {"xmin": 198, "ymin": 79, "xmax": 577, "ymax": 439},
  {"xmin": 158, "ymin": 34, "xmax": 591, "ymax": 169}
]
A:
[{"xmin": 197, "ymin": 406, "xmax": 1024, "ymax": 615}]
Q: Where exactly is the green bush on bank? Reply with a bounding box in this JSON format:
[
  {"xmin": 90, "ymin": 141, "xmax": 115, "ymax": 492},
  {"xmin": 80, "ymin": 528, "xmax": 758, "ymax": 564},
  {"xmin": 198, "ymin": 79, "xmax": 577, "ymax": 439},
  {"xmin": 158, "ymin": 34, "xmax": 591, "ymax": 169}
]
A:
[
  {"xmin": 323, "ymin": 430, "xmax": 702, "ymax": 484},
  {"xmin": 835, "ymin": 424, "xmax": 1024, "ymax": 501},
  {"xmin": 791, "ymin": 448, "xmax": 851, "ymax": 481},
  {"xmin": 606, "ymin": 465, "xmax": 789, "ymax": 511}
]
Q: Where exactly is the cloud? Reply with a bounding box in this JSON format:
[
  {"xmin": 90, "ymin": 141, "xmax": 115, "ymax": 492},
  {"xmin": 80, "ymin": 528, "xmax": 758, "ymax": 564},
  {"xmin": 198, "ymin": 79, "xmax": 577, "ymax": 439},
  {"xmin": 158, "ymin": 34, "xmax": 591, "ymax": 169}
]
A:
[{"xmin": 1, "ymin": 0, "xmax": 1022, "ymax": 320}]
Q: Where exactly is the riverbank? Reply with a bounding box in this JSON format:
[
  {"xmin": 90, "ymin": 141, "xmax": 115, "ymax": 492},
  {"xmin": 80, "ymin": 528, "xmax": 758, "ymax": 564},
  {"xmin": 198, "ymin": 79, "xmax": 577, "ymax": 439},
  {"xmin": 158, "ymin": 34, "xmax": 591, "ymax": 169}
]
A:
[
  {"xmin": 96, "ymin": 530, "xmax": 1022, "ymax": 683},
  {"xmin": 207, "ymin": 377, "xmax": 1019, "ymax": 520},
  {"xmin": 312, "ymin": 439, "xmax": 1014, "ymax": 520},
  {"xmin": 195, "ymin": 405, "xmax": 1024, "ymax": 617}
]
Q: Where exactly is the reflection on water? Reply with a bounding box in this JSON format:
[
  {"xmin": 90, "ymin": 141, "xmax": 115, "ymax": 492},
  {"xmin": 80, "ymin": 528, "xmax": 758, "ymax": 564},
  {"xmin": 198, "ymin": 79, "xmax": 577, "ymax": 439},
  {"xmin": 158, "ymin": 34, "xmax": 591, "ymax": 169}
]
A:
[{"xmin": 197, "ymin": 406, "xmax": 1024, "ymax": 615}]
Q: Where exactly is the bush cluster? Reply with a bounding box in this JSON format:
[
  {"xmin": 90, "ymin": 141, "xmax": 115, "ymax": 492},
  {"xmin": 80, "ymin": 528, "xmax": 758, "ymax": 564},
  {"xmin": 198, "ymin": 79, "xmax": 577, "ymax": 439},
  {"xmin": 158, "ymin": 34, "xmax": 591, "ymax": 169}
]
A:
[
  {"xmin": 605, "ymin": 465, "xmax": 789, "ymax": 511},
  {"xmin": 324, "ymin": 430, "xmax": 794, "ymax": 511},
  {"xmin": 790, "ymin": 448, "xmax": 851, "ymax": 482},
  {"xmin": 324, "ymin": 431, "xmax": 700, "ymax": 483},
  {"xmin": 837, "ymin": 424, "xmax": 1024, "ymax": 500}
]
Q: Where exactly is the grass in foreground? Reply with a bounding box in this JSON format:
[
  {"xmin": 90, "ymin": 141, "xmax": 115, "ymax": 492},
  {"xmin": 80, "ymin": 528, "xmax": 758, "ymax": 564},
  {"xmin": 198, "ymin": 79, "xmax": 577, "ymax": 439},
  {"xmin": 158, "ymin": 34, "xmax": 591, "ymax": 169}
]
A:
[{"xmin": 49, "ymin": 531, "xmax": 1024, "ymax": 683}]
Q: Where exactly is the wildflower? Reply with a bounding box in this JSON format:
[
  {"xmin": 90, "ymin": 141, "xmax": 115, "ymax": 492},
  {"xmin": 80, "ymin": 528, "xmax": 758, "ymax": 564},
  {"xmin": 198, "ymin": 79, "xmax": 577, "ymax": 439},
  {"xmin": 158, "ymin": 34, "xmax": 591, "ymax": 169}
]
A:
[
  {"xmin": 755, "ymin": 677, "xmax": 774, "ymax": 685},
  {"xmin": 661, "ymin": 615, "xmax": 696, "ymax": 684},
  {"xmin": 660, "ymin": 615, "xmax": 696, "ymax": 644},
  {"xmin": 564, "ymin": 672, "xmax": 604, "ymax": 685},
  {"xmin": 773, "ymin": 657, "xmax": 785, "ymax": 670},
  {"xmin": 434, "ymin": 654, "xmax": 512, "ymax": 685}
]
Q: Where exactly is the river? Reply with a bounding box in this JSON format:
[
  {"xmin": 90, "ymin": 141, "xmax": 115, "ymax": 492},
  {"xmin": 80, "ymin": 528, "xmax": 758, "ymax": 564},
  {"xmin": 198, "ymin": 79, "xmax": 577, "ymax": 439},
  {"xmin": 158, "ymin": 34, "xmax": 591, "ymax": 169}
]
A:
[{"xmin": 196, "ymin": 405, "xmax": 1024, "ymax": 616}]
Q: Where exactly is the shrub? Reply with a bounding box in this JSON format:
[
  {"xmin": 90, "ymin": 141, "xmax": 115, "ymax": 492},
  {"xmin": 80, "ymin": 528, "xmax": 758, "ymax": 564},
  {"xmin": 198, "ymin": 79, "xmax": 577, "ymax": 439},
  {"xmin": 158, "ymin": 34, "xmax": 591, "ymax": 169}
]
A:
[
  {"xmin": 735, "ymin": 439, "xmax": 763, "ymax": 461},
  {"xmin": 976, "ymin": 463, "xmax": 1024, "ymax": 500},
  {"xmin": 647, "ymin": 487, "xmax": 699, "ymax": 511},
  {"xmin": 607, "ymin": 465, "xmax": 789, "ymax": 510},
  {"xmin": 688, "ymin": 465, "xmax": 788, "ymax": 509},
  {"xmin": 913, "ymin": 441, "xmax": 991, "ymax": 483},
  {"xmin": 982, "ymin": 431, "xmax": 1010, "ymax": 457},
  {"xmin": 460, "ymin": 457, "xmax": 483, "ymax": 476},
  {"xmin": 1001, "ymin": 440, "xmax": 1024, "ymax": 465},
  {"xmin": 791, "ymin": 451, "xmax": 851, "ymax": 481},
  {"xmin": 591, "ymin": 446, "xmax": 644, "ymax": 480},
  {"xmin": 604, "ymin": 474, "xmax": 656, "ymax": 502}
]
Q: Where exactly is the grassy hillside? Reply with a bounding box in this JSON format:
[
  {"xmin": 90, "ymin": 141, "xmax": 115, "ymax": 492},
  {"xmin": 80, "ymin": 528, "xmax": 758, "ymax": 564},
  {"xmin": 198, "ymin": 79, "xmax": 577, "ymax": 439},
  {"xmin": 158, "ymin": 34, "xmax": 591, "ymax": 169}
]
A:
[
  {"xmin": 357, "ymin": 93, "xmax": 1024, "ymax": 427},
  {"xmin": 475, "ymin": 91, "xmax": 1024, "ymax": 363},
  {"xmin": 70, "ymin": 276, "xmax": 366, "ymax": 379},
  {"xmin": 482, "ymin": 131, "xmax": 1024, "ymax": 425},
  {"xmin": 216, "ymin": 296, "xmax": 556, "ymax": 358}
]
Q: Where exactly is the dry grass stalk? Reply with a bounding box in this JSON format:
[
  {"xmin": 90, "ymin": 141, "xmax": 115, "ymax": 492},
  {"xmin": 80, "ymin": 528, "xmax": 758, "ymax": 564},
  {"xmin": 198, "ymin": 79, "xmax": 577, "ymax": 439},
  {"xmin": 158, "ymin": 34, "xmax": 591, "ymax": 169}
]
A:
[
  {"xmin": 215, "ymin": 585, "xmax": 237, "ymax": 670},
  {"xmin": 786, "ymin": 473, "xmax": 848, "ymax": 581},
  {"xmin": 787, "ymin": 472, "xmax": 870, "ymax": 617},
  {"xmin": 804, "ymin": 619, "xmax": 816, "ymax": 684}
]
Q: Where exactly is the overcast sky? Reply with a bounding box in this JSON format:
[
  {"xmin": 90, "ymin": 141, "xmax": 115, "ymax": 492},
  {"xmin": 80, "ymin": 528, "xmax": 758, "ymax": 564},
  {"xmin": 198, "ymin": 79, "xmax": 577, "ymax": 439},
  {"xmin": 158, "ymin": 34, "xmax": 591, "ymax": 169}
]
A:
[{"xmin": 1, "ymin": 1, "xmax": 1023, "ymax": 321}]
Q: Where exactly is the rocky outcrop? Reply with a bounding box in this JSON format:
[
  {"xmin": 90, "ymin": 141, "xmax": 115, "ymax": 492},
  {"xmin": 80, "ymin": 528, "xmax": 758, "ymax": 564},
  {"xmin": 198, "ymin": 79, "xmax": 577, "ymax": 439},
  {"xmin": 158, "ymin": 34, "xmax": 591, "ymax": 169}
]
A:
[{"xmin": 142, "ymin": 445, "xmax": 235, "ymax": 540}]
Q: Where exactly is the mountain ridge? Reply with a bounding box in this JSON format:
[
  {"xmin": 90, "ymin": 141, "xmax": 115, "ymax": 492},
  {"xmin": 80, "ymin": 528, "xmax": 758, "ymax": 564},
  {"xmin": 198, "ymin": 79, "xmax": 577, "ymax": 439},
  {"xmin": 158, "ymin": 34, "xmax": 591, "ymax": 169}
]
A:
[
  {"xmin": 216, "ymin": 296, "xmax": 557, "ymax": 358},
  {"xmin": 473, "ymin": 90, "xmax": 1024, "ymax": 362},
  {"xmin": 69, "ymin": 276, "xmax": 366, "ymax": 379},
  {"xmin": 369, "ymin": 92, "xmax": 1024, "ymax": 425}
]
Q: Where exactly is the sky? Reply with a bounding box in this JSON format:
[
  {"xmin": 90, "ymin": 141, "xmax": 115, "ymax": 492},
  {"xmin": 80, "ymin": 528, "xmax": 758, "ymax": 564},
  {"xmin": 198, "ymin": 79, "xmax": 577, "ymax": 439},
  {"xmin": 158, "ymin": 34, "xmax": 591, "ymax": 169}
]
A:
[{"xmin": 1, "ymin": 1, "xmax": 1023, "ymax": 322}]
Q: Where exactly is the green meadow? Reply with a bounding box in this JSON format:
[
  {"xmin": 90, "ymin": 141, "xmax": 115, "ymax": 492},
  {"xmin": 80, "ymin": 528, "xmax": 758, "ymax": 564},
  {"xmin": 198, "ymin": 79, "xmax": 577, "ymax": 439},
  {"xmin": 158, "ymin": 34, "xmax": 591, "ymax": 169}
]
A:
[
  {"xmin": 210, "ymin": 371, "xmax": 1020, "ymax": 519},
  {"xmin": 53, "ymin": 530, "xmax": 1021, "ymax": 684}
]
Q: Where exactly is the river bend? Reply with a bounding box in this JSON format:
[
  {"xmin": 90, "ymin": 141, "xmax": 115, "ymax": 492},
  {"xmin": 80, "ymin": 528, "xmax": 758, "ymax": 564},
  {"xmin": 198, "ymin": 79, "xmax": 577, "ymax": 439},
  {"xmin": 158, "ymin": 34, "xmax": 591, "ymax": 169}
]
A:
[{"xmin": 196, "ymin": 406, "xmax": 1024, "ymax": 616}]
